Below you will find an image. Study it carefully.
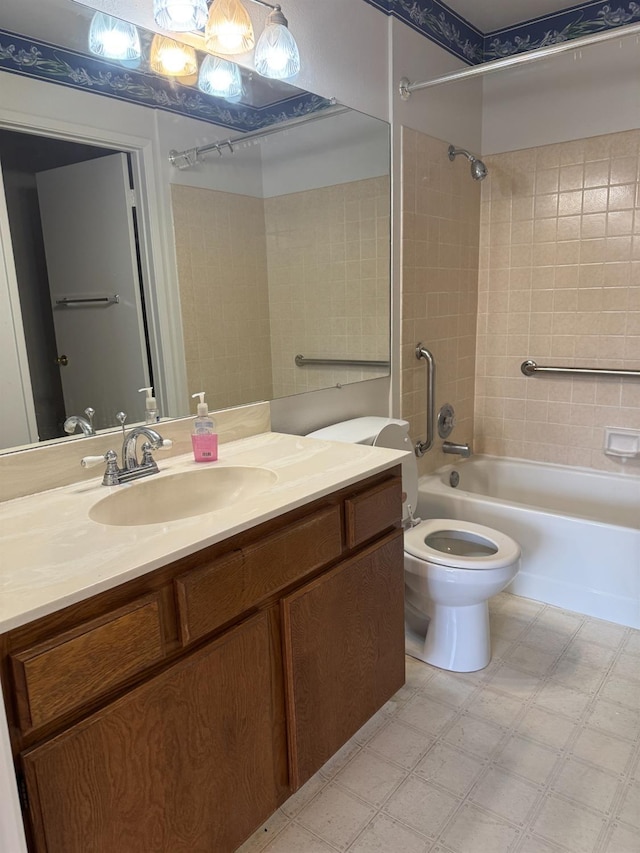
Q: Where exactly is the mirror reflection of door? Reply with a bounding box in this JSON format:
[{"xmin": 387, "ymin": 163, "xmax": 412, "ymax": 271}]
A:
[{"xmin": 0, "ymin": 130, "xmax": 152, "ymax": 440}]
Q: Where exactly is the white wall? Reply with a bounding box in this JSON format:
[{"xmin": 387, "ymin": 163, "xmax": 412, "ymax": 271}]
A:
[{"xmin": 482, "ymin": 37, "xmax": 640, "ymax": 153}]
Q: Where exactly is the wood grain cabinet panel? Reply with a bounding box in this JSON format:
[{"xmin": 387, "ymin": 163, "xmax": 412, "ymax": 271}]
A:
[
  {"xmin": 22, "ymin": 611, "xmax": 283, "ymax": 853},
  {"xmin": 344, "ymin": 477, "xmax": 402, "ymax": 549},
  {"xmin": 10, "ymin": 594, "xmax": 165, "ymax": 732},
  {"xmin": 282, "ymin": 530, "xmax": 405, "ymax": 789},
  {"xmin": 176, "ymin": 506, "xmax": 342, "ymax": 645}
]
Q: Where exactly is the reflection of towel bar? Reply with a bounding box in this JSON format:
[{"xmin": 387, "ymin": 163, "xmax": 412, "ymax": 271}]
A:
[
  {"xmin": 521, "ymin": 359, "xmax": 640, "ymax": 379},
  {"xmin": 295, "ymin": 354, "xmax": 390, "ymax": 368},
  {"xmin": 55, "ymin": 295, "xmax": 120, "ymax": 307}
]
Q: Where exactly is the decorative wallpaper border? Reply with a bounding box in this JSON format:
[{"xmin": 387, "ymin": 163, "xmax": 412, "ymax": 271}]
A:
[
  {"xmin": 363, "ymin": 0, "xmax": 640, "ymax": 64},
  {"xmin": 0, "ymin": 29, "xmax": 331, "ymax": 132}
]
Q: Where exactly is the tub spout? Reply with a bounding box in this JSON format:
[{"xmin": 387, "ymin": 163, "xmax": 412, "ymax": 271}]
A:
[{"xmin": 442, "ymin": 441, "xmax": 471, "ymax": 458}]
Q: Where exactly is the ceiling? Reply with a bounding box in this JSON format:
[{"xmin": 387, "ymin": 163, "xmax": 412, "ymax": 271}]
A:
[{"xmin": 443, "ymin": 0, "xmax": 580, "ymax": 33}]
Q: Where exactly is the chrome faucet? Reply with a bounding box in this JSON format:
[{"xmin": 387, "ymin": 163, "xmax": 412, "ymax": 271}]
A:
[
  {"xmin": 442, "ymin": 441, "xmax": 471, "ymax": 458},
  {"xmin": 81, "ymin": 425, "xmax": 172, "ymax": 486},
  {"xmin": 64, "ymin": 407, "xmax": 96, "ymax": 436}
]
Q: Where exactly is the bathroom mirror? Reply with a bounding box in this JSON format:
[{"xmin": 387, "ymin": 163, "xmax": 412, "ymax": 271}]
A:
[{"xmin": 0, "ymin": 0, "xmax": 391, "ymax": 452}]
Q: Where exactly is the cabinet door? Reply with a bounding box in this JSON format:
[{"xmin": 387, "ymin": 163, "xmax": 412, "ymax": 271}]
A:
[
  {"xmin": 21, "ymin": 611, "xmax": 284, "ymax": 853},
  {"xmin": 282, "ymin": 530, "xmax": 405, "ymax": 789}
]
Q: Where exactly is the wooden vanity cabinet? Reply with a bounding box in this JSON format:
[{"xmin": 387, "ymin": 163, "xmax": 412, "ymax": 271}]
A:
[{"xmin": 0, "ymin": 468, "xmax": 404, "ymax": 853}]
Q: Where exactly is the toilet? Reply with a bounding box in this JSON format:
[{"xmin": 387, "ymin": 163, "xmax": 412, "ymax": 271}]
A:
[{"xmin": 306, "ymin": 417, "xmax": 521, "ymax": 673}]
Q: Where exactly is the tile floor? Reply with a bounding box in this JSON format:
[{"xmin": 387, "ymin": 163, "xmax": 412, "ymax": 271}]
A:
[{"xmin": 238, "ymin": 593, "xmax": 640, "ymax": 853}]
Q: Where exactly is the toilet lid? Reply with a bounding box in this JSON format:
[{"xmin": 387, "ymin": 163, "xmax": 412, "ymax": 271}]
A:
[{"xmin": 404, "ymin": 518, "xmax": 521, "ymax": 569}]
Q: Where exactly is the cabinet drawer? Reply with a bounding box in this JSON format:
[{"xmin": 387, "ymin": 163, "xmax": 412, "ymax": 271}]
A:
[
  {"xmin": 10, "ymin": 594, "xmax": 165, "ymax": 732},
  {"xmin": 176, "ymin": 505, "xmax": 343, "ymax": 645},
  {"xmin": 344, "ymin": 476, "xmax": 402, "ymax": 549}
]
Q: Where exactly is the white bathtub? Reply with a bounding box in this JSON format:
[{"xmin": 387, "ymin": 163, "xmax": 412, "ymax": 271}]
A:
[{"xmin": 417, "ymin": 456, "xmax": 640, "ymax": 629}]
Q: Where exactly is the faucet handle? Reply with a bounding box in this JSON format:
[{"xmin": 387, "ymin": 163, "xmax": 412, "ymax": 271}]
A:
[
  {"xmin": 81, "ymin": 454, "xmax": 108, "ymax": 469},
  {"xmin": 158, "ymin": 439, "xmax": 172, "ymax": 450}
]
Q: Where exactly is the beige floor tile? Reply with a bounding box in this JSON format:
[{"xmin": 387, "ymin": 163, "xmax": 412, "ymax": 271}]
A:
[
  {"xmin": 397, "ymin": 694, "xmax": 458, "ymax": 736},
  {"xmin": 496, "ymin": 734, "xmax": 561, "ymax": 785},
  {"xmin": 599, "ymin": 674, "xmax": 640, "ymax": 711},
  {"xmin": 586, "ymin": 696, "xmax": 640, "ymax": 742},
  {"xmin": 296, "ymin": 784, "xmax": 376, "ymax": 851},
  {"xmin": 367, "ymin": 720, "xmax": 434, "ymax": 770},
  {"xmin": 280, "ymin": 774, "xmax": 327, "ymax": 819},
  {"xmin": 552, "ymin": 757, "xmax": 621, "ymax": 813},
  {"xmin": 623, "ymin": 632, "xmax": 640, "ymax": 657},
  {"xmin": 262, "ymin": 823, "xmax": 338, "ymax": 853},
  {"xmin": 237, "ymin": 809, "xmax": 291, "ymax": 853},
  {"xmin": 615, "ymin": 779, "xmax": 640, "ymax": 830},
  {"xmin": 492, "ymin": 612, "xmax": 534, "ymax": 641},
  {"xmin": 347, "ymin": 813, "xmax": 431, "ymax": 853},
  {"xmin": 601, "ymin": 821, "xmax": 640, "ymax": 853},
  {"xmin": 533, "ymin": 681, "xmax": 592, "ymax": 721},
  {"xmin": 414, "ymin": 742, "xmax": 485, "ymax": 796},
  {"xmin": 469, "ymin": 766, "xmax": 540, "ymax": 826},
  {"xmin": 521, "ymin": 623, "xmax": 573, "ymax": 656},
  {"xmin": 516, "ymin": 833, "xmax": 564, "ymax": 852},
  {"xmin": 466, "ymin": 686, "xmax": 524, "ymax": 728},
  {"xmin": 535, "ymin": 610, "xmax": 584, "ymax": 637},
  {"xmin": 506, "ymin": 643, "xmax": 560, "ymax": 676},
  {"xmin": 609, "ymin": 652, "xmax": 640, "ymax": 684},
  {"xmin": 561, "ymin": 639, "xmax": 617, "ymax": 669},
  {"xmin": 492, "ymin": 635, "xmax": 516, "ymax": 659},
  {"xmin": 351, "ymin": 708, "xmax": 391, "ymax": 746},
  {"xmin": 319, "ymin": 740, "xmax": 362, "ymax": 780},
  {"xmin": 489, "ymin": 663, "xmax": 544, "ymax": 700},
  {"xmin": 574, "ymin": 619, "xmax": 627, "ymax": 650},
  {"xmin": 333, "ymin": 749, "xmax": 407, "ymax": 808},
  {"xmin": 405, "ymin": 655, "xmax": 436, "ymax": 691},
  {"xmin": 530, "ymin": 795, "xmax": 607, "ymax": 853},
  {"xmin": 549, "ymin": 658, "xmax": 607, "ymax": 693},
  {"xmin": 383, "ymin": 775, "xmax": 460, "ymax": 839},
  {"xmin": 443, "ymin": 714, "xmax": 506, "ymax": 759},
  {"xmin": 516, "ymin": 706, "xmax": 577, "ymax": 749},
  {"xmin": 505, "ymin": 597, "xmax": 546, "ymax": 620},
  {"xmin": 570, "ymin": 727, "xmax": 635, "ymax": 775},
  {"xmin": 422, "ymin": 671, "xmax": 477, "ymax": 708},
  {"xmin": 440, "ymin": 802, "xmax": 521, "ymax": 853}
]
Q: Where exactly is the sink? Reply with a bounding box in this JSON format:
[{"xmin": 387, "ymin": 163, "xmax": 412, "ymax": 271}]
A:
[{"xmin": 90, "ymin": 465, "xmax": 278, "ymax": 526}]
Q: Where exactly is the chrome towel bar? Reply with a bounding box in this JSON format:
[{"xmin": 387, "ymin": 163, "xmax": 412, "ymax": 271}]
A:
[
  {"xmin": 295, "ymin": 354, "xmax": 389, "ymax": 368},
  {"xmin": 521, "ymin": 360, "xmax": 640, "ymax": 379}
]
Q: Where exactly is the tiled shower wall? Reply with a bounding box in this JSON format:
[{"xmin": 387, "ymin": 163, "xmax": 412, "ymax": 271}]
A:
[
  {"xmin": 264, "ymin": 177, "xmax": 390, "ymax": 398},
  {"xmin": 171, "ymin": 185, "xmax": 274, "ymax": 411},
  {"xmin": 476, "ymin": 130, "xmax": 640, "ymax": 472},
  {"xmin": 401, "ymin": 128, "xmax": 481, "ymax": 475},
  {"xmin": 172, "ymin": 177, "xmax": 390, "ymax": 406}
]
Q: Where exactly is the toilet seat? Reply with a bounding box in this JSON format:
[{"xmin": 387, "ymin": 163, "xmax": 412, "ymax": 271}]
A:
[{"xmin": 404, "ymin": 518, "xmax": 520, "ymax": 570}]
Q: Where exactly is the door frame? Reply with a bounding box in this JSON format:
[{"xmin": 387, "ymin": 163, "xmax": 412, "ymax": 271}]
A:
[{"xmin": 0, "ymin": 92, "xmax": 188, "ymax": 445}]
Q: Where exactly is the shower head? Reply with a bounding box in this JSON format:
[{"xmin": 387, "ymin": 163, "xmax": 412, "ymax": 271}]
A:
[{"xmin": 448, "ymin": 144, "xmax": 488, "ymax": 181}]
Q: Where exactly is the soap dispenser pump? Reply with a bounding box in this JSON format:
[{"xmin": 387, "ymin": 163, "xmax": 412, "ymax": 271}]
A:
[
  {"xmin": 138, "ymin": 386, "xmax": 159, "ymax": 424},
  {"xmin": 191, "ymin": 392, "xmax": 218, "ymax": 463}
]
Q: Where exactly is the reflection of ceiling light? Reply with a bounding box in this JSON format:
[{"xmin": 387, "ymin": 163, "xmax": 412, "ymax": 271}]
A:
[
  {"xmin": 198, "ymin": 54, "xmax": 243, "ymax": 99},
  {"xmin": 254, "ymin": 6, "xmax": 300, "ymax": 79},
  {"xmin": 150, "ymin": 34, "xmax": 198, "ymax": 76},
  {"xmin": 88, "ymin": 12, "xmax": 141, "ymax": 62},
  {"xmin": 153, "ymin": 0, "xmax": 208, "ymax": 32},
  {"xmin": 205, "ymin": 0, "xmax": 255, "ymax": 55}
]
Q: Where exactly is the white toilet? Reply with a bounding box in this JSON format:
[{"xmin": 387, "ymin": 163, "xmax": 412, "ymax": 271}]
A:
[{"xmin": 307, "ymin": 417, "xmax": 521, "ymax": 673}]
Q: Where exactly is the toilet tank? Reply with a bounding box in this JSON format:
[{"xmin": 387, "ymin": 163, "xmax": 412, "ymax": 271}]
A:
[{"xmin": 306, "ymin": 417, "xmax": 418, "ymax": 517}]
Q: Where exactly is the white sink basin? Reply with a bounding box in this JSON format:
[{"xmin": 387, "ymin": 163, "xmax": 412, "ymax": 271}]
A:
[{"xmin": 90, "ymin": 465, "xmax": 278, "ymax": 526}]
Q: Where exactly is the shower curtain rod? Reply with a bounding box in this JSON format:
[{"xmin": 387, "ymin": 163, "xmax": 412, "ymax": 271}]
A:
[
  {"xmin": 399, "ymin": 20, "xmax": 640, "ymax": 99},
  {"xmin": 169, "ymin": 104, "xmax": 348, "ymax": 169}
]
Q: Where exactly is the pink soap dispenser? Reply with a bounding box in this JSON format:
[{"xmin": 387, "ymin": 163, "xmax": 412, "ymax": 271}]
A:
[{"xmin": 191, "ymin": 392, "xmax": 218, "ymax": 463}]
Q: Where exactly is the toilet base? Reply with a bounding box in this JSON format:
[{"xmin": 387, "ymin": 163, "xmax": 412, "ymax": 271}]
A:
[{"xmin": 405, "ymin": 600, "xmax": 491, "ymax": 673}]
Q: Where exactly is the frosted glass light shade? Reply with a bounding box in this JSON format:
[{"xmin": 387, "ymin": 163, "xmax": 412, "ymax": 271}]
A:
[
  {"xmin": 153, "ymin": 0, "xmax": 208, "ymax": 32},
  {"xmin": 88, "ymin": 13, "xmax": 141, "ymax": 62},
  {"xmin": 254, "ymin": 9, "xmax": 300, "ymax": 79},
  {"xmin": 150, "ymin": 35, "xmax": 198, "ymax": 76},
  {"xmin": 198, "ymin": 55, "xmax": 243, "ymax": 99},
  {"xmin": 205, "ymin": 0, "xmax": 255, "ymax": 55}
]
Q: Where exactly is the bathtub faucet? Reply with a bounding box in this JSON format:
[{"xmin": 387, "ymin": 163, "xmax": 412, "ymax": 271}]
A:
[{"xmin": 442, "ymin": 441, "xmax": 471, "ymax": 458}]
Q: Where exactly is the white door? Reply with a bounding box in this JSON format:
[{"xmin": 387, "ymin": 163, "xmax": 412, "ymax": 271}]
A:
[{"xmin": 36, "ymin": 152, "xmax": 151, "ymax": 431}]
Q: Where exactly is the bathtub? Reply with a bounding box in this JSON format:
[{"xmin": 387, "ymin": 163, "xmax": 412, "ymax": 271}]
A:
[{"xmin": 417, "ymin": 456, "xmax": 640, "ymax": 629}]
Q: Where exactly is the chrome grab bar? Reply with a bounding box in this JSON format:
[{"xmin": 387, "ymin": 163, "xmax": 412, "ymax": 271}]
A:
[
  {"xmin": 522, "ymin": 360, "xmax": 640, "ymax": 379},
  {"xmin": 295, "ymin": 354, "xmax": 390, "ymax": 368},
  {"xmin": 415, "ymin": 343, "xmax": 435, "ymax": 457}
]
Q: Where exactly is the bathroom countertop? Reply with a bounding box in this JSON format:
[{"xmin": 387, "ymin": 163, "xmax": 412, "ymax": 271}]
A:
[{"xmin": 0, "ymin": 431, "xmax": 407, "ymax": 634}]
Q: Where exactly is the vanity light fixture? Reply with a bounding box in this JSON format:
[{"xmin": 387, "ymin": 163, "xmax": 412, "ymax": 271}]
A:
[
  {"xmin": 153, "ymin": 0, "xmax": 208, "ymax": 31},
  {"xmin": 88, "ymin": 12, "xmax": 141, "ymax": 63},
  {"xmin": 197, "ymin": 54, "xmax": 243, "ymax": 98},
  {"xmin": 205, "ymin": 0, "xmax": 300, "ymax": 79},
  {"xmin": 150, "ymin": 34, "xmax": 198, "ymax": 76}
]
